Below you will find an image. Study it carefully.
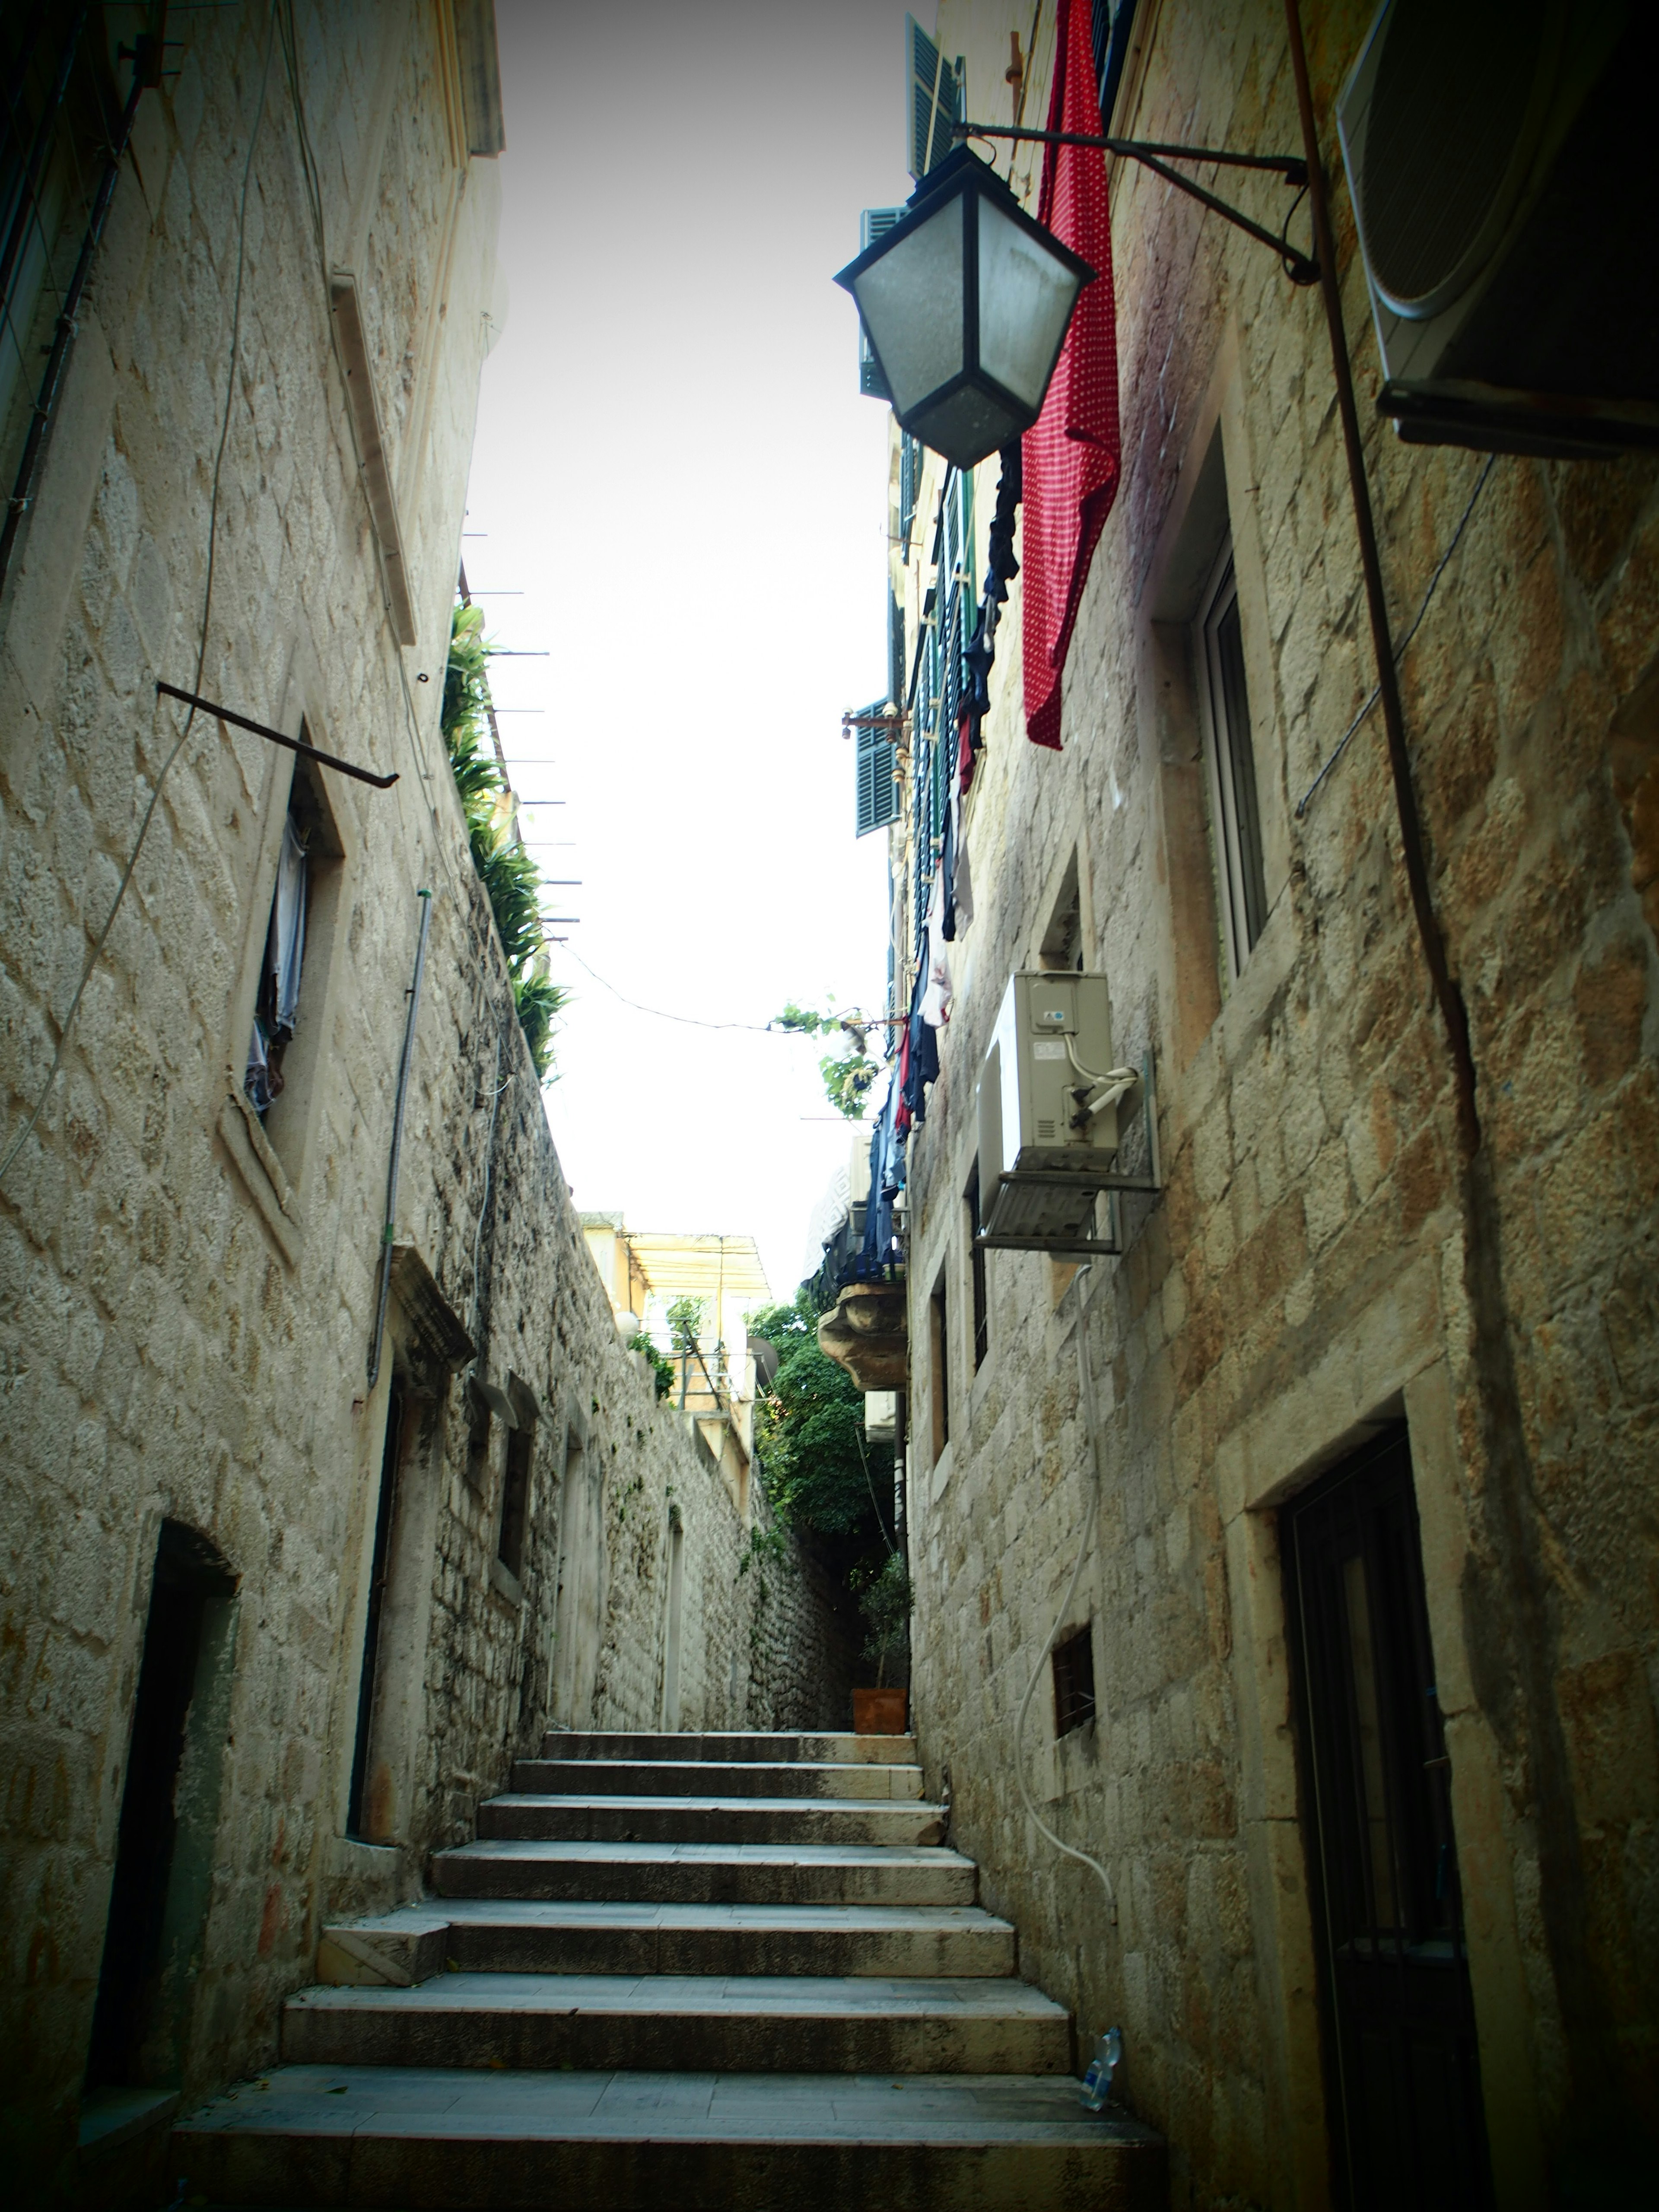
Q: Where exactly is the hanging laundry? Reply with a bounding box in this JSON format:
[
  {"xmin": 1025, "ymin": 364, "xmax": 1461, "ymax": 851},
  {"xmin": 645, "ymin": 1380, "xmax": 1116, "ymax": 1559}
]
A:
[
  {"xmin": 919, "ymin": 869, "xmax": 951, "ymax": 1028},
  {"xmin": 941, "ymin": 796, "xmax": 958, "ymax": 943},
  {"xmin": 953, "ymin": 808, "xmax": 975, "ymax": 936},
  {"xmin": 1021, "ymin": 0, "xmax": 1120, "ymax": 750}
]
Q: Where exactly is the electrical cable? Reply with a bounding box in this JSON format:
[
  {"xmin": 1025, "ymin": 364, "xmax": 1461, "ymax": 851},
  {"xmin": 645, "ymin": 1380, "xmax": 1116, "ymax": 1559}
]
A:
[
  {"xmin": 273, "ymin": 0, "xmax": 465, "ymax": 912},
  {"xmin": 0, "ymin": 4, "xmax": 280, "ymax": 1198},
  {"xmin": 1012, "ymin": 1264, "xmax": 1117, "ymax": 1921},
  {"xmin": 1296, "ymin": 453, "xmax": 1497, "ymax": 819}
]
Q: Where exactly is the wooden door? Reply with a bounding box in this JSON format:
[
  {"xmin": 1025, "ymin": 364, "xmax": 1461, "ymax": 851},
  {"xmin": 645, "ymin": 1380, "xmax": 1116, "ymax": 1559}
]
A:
[{"xmin": 1284, "ymin": 1429, "xmax": 1493, "ymax": 2212}]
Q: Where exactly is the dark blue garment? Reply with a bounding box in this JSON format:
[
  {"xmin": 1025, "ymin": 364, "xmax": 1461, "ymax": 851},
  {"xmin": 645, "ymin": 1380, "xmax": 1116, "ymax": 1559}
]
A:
[
  {"xmin": 903, "ymin": 953, "xmax": 941, "ymax": 1124},
  {"xmin": 860, "ymin": 1080, "xmax": 903, "ymax": 1275}
]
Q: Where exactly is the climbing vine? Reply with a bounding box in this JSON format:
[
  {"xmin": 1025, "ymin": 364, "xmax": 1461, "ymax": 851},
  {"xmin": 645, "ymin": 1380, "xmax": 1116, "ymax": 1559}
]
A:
[{"xmin": 442, "ymin": 602, "xmax": 567, "ymax": 1081}]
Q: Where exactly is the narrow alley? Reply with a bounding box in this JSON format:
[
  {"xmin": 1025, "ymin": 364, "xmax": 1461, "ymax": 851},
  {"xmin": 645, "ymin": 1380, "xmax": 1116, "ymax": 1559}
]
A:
[{"xmin": 1, "ymin": 5, "xmax": 1655, "ymax": 2212}]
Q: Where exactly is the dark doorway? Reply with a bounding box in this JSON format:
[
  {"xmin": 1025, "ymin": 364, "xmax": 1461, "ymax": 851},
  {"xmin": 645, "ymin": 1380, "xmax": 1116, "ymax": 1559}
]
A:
[
  {"xmin": 347, "ymin": 1382, "xmax": 405, "ymax": 1838},
  {"xmin": 1284, "ymin": 1427, "xmax": 1493, "ymax": 2212},
  {"xmin": 86, "ymin": 1522, "xmax": 237, "ymax": 2091}
]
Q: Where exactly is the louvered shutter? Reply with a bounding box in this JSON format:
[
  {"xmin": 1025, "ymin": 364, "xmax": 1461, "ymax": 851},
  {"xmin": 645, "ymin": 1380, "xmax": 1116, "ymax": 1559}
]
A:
[
  {"xmin": 899, "ymin": 433, "xmax": 919, "ymax": 557},
  {"xmin": 906, "ymin": 15, "xmax": 962, "ymax": 180},
  {"xmin": 858, "ymin": 209, "xmax": 906, "ymax": 398},
  {"xmin": 855, "ymin": 702, "xmax": 899, "ymax": 839}
]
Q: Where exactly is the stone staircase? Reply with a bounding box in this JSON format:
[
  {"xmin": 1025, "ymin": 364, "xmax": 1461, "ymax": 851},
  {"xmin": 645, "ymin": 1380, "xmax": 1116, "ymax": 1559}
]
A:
[{"xmin": 175, "ymin": 1731, "xmax": 1163, "ymax": 2208}]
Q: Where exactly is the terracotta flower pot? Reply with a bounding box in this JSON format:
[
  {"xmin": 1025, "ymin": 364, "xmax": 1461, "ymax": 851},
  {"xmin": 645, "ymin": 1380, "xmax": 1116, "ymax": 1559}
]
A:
[{"xmin": 852, "ymin": 1687, "xmax": 908, "ymax": 1735}]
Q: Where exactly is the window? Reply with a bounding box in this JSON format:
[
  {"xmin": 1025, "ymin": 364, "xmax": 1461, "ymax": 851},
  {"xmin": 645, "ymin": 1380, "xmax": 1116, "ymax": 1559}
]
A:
[
  {"xmin": 238, "ymin": 751, "xmax": 346, "ymax": 1189},
  {"xmin": 244, "ymin": 795, "xmax": 311, "ymax": 1118},
  {"xmin": 928, "ymin": 1266, "xmax": 950, "ymax": 1460},
  {"xmin": 1052, "ymin": 1623, "xmax": 1096, "ymax": 1737},
  {"xmin": 1039, "ymin": 852, "xmax": 1087, "ymax": 972},
  {"xmin": 1197, "ymin": 544, "xmax": 1268, "ymax": 976},
  {"xmin": 498, "ymin": 1423, "xmax": 532, "ymax": 1579},
  {"xmin": 966, "ymin": 1163, "xmax": 988, "ymax": 1371}
]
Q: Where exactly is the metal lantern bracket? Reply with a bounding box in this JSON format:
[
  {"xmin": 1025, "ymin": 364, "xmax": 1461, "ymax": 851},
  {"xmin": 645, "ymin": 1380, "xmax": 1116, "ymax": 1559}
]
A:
[
  {"xmin": 975, "ymin": 1049, "xmax": 1163, "ymax": 1259},
  {"xmin": 954, "ymin": 124, "xmax": 1317, "ymax": 285}
]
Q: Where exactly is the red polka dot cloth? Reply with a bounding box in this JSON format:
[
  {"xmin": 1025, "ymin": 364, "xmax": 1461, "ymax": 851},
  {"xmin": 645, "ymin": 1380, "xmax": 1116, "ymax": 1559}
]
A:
[{"xmin": 1021, "ymin": 0, "xmax": 1122, "ymax": 750}]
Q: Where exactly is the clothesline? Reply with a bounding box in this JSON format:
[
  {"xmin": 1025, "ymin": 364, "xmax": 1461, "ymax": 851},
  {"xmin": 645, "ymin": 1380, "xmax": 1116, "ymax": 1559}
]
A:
[{"xmin": 559, "ymin": 948, "xmax": 896, "ymax": 1037}]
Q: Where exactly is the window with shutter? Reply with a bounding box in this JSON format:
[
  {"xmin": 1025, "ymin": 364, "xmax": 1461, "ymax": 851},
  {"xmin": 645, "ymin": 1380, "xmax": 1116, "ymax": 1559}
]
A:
[
  {"xmin": 854, "ymin": 701, "xmax": 899, "ymax": 839},
  {"xmin": 906, "ymin": 15, "xmax": 962, "ymax": 181},
  {"xmin": 899, "ymin": 433, "xmax": 920, "ymax": 558},
  {"xmin": 858, "ymin": 209, "xmax": 906, "ymax": 398}
]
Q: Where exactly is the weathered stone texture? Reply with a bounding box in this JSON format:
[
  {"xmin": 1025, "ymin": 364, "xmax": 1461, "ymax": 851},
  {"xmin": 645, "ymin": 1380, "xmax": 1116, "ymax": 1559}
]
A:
[
  {"xmin": 903, "ymin": 3, "xmax": 1659, "ymax": 2206},
  {"xmin": 0, "ymin": 8, "xmax": 841, "ymax": 2201}
]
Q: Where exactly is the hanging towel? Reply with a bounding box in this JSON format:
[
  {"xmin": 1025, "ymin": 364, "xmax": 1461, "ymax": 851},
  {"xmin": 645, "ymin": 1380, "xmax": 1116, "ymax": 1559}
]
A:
[
  {"xmin": 268, "ymin": 817, "xmax": 308, "ymax": 1031},
  {"xmin": 1021, "ymin": 0, "xmax": 1120, "ymax": 750}
]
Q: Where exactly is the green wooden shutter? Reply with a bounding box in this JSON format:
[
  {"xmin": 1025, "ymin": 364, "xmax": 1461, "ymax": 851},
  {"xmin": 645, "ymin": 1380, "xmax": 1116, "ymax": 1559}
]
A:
[
  {"xmin": 858, "ymin": 209, "xmax": 906, "ymax": 399},
  {"xmin": 855, "ymin": 702, "xmax": 899, "ymax": 839},
  {"xmin": 906, "ymin": 15, "xmax": 962, "ymax": 180}
]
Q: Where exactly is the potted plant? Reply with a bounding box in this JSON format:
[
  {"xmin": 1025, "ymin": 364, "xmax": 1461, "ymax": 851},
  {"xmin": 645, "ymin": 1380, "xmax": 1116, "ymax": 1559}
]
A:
[{"xmin": 850, "ymin": 1551, "xmax": 913, "ymax": 1734}]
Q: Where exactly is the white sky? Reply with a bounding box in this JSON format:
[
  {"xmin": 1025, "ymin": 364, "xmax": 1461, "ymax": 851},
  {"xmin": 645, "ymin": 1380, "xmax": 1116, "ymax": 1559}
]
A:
[{"xmin": 464, "ymin": 0, "xmax": 919, "ymax": 1303}]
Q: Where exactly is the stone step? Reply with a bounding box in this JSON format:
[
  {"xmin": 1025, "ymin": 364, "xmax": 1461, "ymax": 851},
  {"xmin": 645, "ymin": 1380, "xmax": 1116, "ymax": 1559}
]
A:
[
  {"xmin": 538, "ymin": 1730, "xmax": 918, "ymax": 1765},
  {"xmin": 318, "ymin": 1901, "xmax": 1015, "ymax": 1985},
  {"xmin": 510, "ymin": 1758, "xmax": 926, "ymax": 1801},
  {"xmin": 477, "ymin": 1793, "xmax": 947, "ymax": 1849},
  {"xmin": 282, "ymin": 1973, "xmax": 1074, "ymax": 2075},
  {"xmin": 431, "ymin": 1837, "xmax": 978, "ymax": 1907},
  {"xmin": 174, "ymin": 2064, "xmax": 1167, "ymax": 2210}
]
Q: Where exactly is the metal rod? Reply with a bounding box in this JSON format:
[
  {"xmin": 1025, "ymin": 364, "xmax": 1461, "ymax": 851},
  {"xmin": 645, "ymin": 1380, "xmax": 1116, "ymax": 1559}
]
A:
[
  {"xmin": 955, "ymin": 120, "xmax": 1316, "ymax": 283},
  {"xmin": 155, "ymin": 681, "xmax": 397, "ymax": 788},
  {"xmin": 367, "ymin": 889, "xmax": 434, "ymax": 1389},
  {"xmin": 1283, "ymin": 0, "xmax": 1478, "ymax": 1160},
  {"xmin": 957, "ymin": 120, "xmax": 1306, "ymax": 178}
]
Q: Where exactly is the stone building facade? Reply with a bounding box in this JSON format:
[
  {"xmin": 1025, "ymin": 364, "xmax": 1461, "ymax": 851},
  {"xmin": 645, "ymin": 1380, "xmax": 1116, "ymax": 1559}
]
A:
[
  {"xmin": 0, "ymin": 8, "xmax": 841, "ymax": 2202},
  {"xmin": 869, "ymin": 4, "xmax": 1659, "ymax": 2208}
]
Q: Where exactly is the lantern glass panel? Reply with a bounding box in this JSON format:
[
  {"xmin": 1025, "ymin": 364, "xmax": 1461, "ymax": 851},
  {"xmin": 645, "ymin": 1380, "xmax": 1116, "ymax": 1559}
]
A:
[
  {"xmin": 850, "ymin": 200, "xmax": 963, "ymax": 417},
  {"xmin": 977, "ymin": 194, "xmax": 1085, "ymax": 411}
]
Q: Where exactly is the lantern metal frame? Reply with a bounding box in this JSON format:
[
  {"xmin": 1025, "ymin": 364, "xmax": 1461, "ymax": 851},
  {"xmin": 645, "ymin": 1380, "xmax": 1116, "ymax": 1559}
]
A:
[{"xmin": 834, "ymin": 146, "xmax": 1098, "ymax": 470}]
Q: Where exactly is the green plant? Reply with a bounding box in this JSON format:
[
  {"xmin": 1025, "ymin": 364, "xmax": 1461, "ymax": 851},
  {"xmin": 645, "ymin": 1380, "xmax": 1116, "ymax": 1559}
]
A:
[
  {"xmin": 751, "ymin": 1293, "xmax": 892, "ymax": 1542},
  {"xmin": 629, "ymin": 1332, "xmax": 674, "ymax": 1401},
  {"xmin": 442, "ymin": 603, "xmax": 567, "ymax": 1081},
  {"xmin": 852, "ymin": 1551, "xmax": 913, "ymax": 1687},
  {"xmin": 772, "ymin": 1000, "xmax": 877, "ymax": 1120}
]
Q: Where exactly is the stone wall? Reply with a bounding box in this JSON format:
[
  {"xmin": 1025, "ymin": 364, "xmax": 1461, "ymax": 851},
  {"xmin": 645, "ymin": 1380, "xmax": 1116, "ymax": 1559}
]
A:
[
  {"xmin": 0, "ymin": 7, "xmax": 841, "ymax": 2202},
  {"xmin": 896, "ymin": 4, "xmax": 1659, "ymax": 2208}
]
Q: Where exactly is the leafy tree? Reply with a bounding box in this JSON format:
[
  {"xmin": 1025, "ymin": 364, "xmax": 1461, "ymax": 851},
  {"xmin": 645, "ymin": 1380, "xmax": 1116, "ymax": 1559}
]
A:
[
  {"xmin": 442, "ymin": 604, "xmax": 568, "ymax": 1081},
  {"xmin": 665, "ymin": 1294, "xmax": 709, "ymax": 1352},
  {"xmin": 772, "ymin": 1000, "xmax": 877, "ymax": 1120},
  {"xmin": 750, "ymin": 1284, "xmax": 893, "ymax": 1548}
]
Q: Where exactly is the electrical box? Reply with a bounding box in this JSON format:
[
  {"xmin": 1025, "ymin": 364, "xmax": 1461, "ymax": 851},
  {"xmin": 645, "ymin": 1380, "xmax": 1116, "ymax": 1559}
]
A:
[
  {"xmin": 979, "ymin": 970, "xmax": 1120, "ymax": 1177},
  {"xmin": 976, "ymin": 971, "xmax": 1139, "ymax": 1249},
  {"xmin": 1337, "ymin": 0, "xmax": 1656, "ymax": 458}
]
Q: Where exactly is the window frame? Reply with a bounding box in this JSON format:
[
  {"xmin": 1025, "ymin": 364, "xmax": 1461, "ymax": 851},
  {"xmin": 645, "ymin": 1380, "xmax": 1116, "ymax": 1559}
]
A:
[{"xmin": 1196, "ymin": 542, "xmax": 1269, "ymax": 980}]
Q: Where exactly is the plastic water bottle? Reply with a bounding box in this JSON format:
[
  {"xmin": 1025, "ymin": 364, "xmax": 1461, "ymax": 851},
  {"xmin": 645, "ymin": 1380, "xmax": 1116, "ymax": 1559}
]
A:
[{"xmin": 1079, "ymin": 2025, "xmax": 1122, "ymax": 2111}]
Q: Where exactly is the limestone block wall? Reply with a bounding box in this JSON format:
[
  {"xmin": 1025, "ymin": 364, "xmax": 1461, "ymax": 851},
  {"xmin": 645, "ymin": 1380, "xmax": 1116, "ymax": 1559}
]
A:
[
  {"xmin": 900, "ymin": 4, "xmax": 1659, "ymax": 2207},
  {"xmin": 0, "ymin": 6, "xmax": 845, "ymax": 2201}
]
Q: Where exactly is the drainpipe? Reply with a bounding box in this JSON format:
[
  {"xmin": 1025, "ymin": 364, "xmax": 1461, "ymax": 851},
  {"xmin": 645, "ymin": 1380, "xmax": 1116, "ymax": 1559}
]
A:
[
  {"xmin": 367, "ymin": 889, "xmax": 434, "ymax": 1389},
  {"xmin": 0, "ymin": 31, "xmax": 146, "ymax": 603}
]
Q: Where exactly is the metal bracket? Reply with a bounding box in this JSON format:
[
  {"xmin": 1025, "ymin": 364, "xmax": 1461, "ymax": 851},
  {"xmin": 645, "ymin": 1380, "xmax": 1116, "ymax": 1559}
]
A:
[
  {"xmin": 976, "ymin": 1051, "xmax": 1162, "ymax": 1258},
  {"xmin": 954, "ymin": 123, "xmax": 1317, "ymax": 285}
]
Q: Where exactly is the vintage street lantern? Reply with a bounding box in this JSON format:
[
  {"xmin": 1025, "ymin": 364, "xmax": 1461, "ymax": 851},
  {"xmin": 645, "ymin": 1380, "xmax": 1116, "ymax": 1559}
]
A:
[{"xmin": 835, "ymin": 146, "xmax": 1095, "ymax": 470}]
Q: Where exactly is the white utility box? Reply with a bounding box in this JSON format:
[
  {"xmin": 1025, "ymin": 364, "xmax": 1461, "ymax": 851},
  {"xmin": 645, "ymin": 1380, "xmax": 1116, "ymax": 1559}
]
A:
[{"xmin": 977, "ymin": 971, "xmax": 1144, "ymax": 1249}]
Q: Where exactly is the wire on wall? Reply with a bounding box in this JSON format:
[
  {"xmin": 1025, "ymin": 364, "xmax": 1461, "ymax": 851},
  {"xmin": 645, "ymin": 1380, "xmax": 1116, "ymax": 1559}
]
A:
[{"xmin": 0, "ymin": 4, "xmax": 282, "ymax": 1198}]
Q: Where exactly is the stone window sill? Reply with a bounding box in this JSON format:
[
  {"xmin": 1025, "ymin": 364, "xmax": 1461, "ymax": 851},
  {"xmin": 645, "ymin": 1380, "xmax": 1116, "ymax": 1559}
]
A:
[
  {"xmin": 217, "ymin": 1085, "xmax": 304, "ymax": 1264},
  {"xmin": 489, "ymin": 1557, "xmax": 524, "ymax": 1608}
]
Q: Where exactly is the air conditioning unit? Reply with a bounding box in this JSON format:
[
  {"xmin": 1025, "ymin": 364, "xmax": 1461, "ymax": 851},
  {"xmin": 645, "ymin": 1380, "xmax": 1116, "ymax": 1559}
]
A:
[
  {"xmin": 1337, "ymin": 0, "xmax": 1657, "ymax": 457},
  {"xmin": 977, "ymin": 972, "xmax": 1143, "ymax": 1248}
]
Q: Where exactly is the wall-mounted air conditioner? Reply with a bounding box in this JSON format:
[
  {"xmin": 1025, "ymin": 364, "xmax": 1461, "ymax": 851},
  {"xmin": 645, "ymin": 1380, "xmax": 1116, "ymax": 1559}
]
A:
[
  {"xmin": 1338, "ymin": 0, "xmax": 1657, "ymax": 457},
  {"xmin": 976, "ymin": 972, "xmax": 1158, "ymax": 1255}
]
